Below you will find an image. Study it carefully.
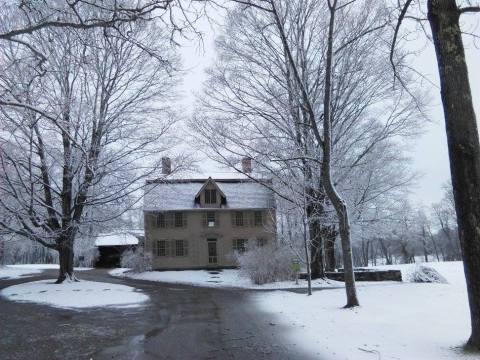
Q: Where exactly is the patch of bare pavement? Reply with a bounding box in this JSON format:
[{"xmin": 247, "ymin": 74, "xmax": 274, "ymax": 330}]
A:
[{"xmin": 0, "ymin": 268, "xmax": 317, "ymax": 360}]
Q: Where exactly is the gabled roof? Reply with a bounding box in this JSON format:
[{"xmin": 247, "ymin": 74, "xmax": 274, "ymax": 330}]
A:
[
  {"xmin": 143, "ymin": 178, "xmax": 275, "ymax": 211},
  {"xmin": 194, "ymin": 177, "xmax": 226, "ymax": 199}
]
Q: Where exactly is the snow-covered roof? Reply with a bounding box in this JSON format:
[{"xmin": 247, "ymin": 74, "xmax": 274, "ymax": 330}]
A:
[
  {"xmin": 143, "ymin": 179, "xmax": 275, "ymax": 211},
  {"xmin": 95, "ymin": 231, "xmax": 141, "ymax": 247}
]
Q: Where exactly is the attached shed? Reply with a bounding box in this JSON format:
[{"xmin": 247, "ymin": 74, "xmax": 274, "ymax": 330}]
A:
[{"xmin": 94, "ymin": 231, "xmax": 144, "ymax": 268}]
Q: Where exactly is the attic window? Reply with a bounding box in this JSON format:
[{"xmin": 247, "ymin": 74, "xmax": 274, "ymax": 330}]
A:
[{"xmin": 205, "ymin": 189, "xmax": 217, "ymax": 204}]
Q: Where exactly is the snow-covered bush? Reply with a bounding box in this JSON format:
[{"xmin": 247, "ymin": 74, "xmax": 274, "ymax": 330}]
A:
[
  {"xmin": 74, "ymin": 236, "xmax": 98, "ymax": 267},
  {"xmin": 235, "ymin": 241, "xmax": 295, "ymax": 285},
  {"xmin": 410, "ymin": 265, "xmax": 448, "ymax": 283},
  {"xmin": 120, "ymin": 247, "xmax": 152, "ymax": 273}
]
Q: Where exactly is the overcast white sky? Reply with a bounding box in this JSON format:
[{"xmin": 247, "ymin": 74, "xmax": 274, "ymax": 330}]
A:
[{"xmin": 177, "ymin": 10, "xmax": 480, "ymax": 208}]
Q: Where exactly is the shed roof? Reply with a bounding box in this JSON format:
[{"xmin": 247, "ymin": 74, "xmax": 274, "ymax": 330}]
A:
[
  {"xmin": 143, "ymin": 178, "xmax": 275, "ymax": 211},
  {"xmin": 95, "ymin": 231, "xmax": 141, "ymax": 247}
]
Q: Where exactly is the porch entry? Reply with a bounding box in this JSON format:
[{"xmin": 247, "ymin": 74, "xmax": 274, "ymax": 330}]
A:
[{"xmin": 207, "ymin": 238, "xmax": 217, "ymax": 264}]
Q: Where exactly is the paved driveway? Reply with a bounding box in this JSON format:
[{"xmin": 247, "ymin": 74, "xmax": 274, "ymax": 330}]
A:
[{"xmin": 0, "ymin": 269, "xmax": 316, "ymax": 360}]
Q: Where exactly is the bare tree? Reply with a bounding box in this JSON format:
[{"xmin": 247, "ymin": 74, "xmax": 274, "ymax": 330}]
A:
[
  {"xmin": 191, "ymin": 0, "xmax": 423, "ymax": 307},
  {"xmin": 0, "ymin": 19, "xmax": 180, "ymax": 283},
  {"xmin": 392, "ymin": 0, "xmax": 480, "ymax": 348},
  {"xmin": 0, "ymin": 1, "xmax": 204, "ymax": 44},
  {"xmin": 433, "ymin": 182, "xmax": 462, "ymax": 260}
]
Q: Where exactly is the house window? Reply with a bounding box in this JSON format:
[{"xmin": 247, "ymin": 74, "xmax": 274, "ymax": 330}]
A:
[
  {"xmin": 205, "ymin": 189, "xmax": 217, "ymax": 204},
  {"xmin": 157, "ymin": 213, "xmax": 166, "ymax": 228},
  {"xmin": 156, "ymin": 212, "xmax": 185, "ymax": 228},
  {"xmin": 175, "ymin": 212, "xmax": 184, "ymax": 227},
  {"xmin": 233, "ymin": 239, "xmax": 248, "ymax": 253},
  {"xmin": 157, "ymin": 240, "xmax": 169, "ymax": 256},
  {"xmin": 207, "ymin": 211, "xmax": 216, "ymax": 227},
  {"xmin": 175, "ymin": 240, "xmax": 188, "ymax": 256},
  {"xmin": 234, "ymin": 211, "xmax": 244, "ymax": 226},
  {"xmin": 156, "ymin": 240, "xmax": 188, "ymax": 257},
  {"xmin": 257, "ymin": 238, "xmax": 267, "ymax": 247},
  {"xmin": 254, "ymin": 211, "xmax": 263, "ymax": 226}
]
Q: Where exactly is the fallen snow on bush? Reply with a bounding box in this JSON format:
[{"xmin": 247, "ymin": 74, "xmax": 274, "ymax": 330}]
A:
[
  {"xmin": 120, "ymin": 248, "xmax": 152, "ymax": 273},
  {"xmin": 0, "ymin": 264, "xmax": 92, "ymax": 280},
  {"xmin": 375, "ymin": 261, "xmax": 463, "ymax": 284},
  {"xmin": 235, "ymin": 242, "xmax": 296, "ymax": 284},
  {"xmin": 253, "ymin": 261, "xmax": 473, "ymax": 360},
  {"xmin": 0, "ymin": 279, "xmax": 149, "ymax": 309},
  {"xmin": 411, "ymin": 265, "xmax": 448, "ymax": 283},
  {"xmin": 110, "ymin": 268, "xmax": 341, "ymax": 290}
]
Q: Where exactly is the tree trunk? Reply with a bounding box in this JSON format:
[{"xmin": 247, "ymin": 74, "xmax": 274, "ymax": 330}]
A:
[
  {"xmin": 303, "ymin": 212, "xmax": 312, "ymax": 296},
  {"xmin": 378, "ymin": 238, "xmax": 392, "ymax": 265},
  {"xmin": 430, "ymin": 234, "xmax": 441, "ymax": 262},
  {"xmin": 310, "ymin": 228, "xmax": 324, "ymax": 279},
  {"xmin": 428, "ymin": 0, "xmax": 480, "ymax": 349},
  {"xmin": 331, "ymin": 205, "xmax": 358, "ymax": 307},
  {"xmin": 422, "ymin": 227, "xmax": 429, "ymax": 262},
  {"xmin": 321, "ymin": 0, "xmax": 359, "ymax": 308},
  {"xmin": 56, "ymin": 237, "xmax": 76, "ymax": 283},
  {"xmin": 307, "ymin": 189, "xmax": 326, "ymax": 279},
  {"xmin": 325, "ymin": 226, "xmax": 337, "ymax": 271}
]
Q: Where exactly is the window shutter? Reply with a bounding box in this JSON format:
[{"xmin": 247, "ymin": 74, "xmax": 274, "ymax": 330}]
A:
[
  {"xmin": 231, "ymin": 212, "xmax": 235, "ymax": 226},
  {"xmin": 216, "ymin": 212, "xmax": 220, "ymax": 226},
  {"xmin": 183, "ymin": 213, "xmax": 187, "ymax": 227},
  {"xmin": 247, "ymin": 211, "xmax": 254, "ymax": 227},
  {"xmin": 146, "ymin": 214, "xmax": 153, "ymax": 228},
  {"xmin": 184, "ymin": 240, "xmax": 189, "ymax": 256},
  {"xmin": 165, "ymin": 240, "xmax": 171, "ymax": 257}
]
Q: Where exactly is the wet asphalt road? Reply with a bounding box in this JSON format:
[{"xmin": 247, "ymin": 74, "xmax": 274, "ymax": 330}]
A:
[{"xmin": 0, "ymin": 269, "xmax": 317, "ymax": 360}]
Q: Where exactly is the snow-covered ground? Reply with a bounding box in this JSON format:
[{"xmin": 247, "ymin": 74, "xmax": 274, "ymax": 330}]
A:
[
  {"xmin": 253, "ymin": 261, "xmax": 474, "ymax": 360},
  {"xmin": 110, "ymin": 268, "xmax": 342, "ymax": 290},
  {"xmin": 0, "ymin": 264, "xmax": 92, "ymax": 280},
  {"xmin": 0, "ymin": 266, "xmax": 43, "ymax": 280},
  {"xmin": 5, "ymin": 264, "xmax": 92, "ymax": 271},
  {"xmin": 0, "ymin": 279, "xmax": 149, "ymax": 309}
]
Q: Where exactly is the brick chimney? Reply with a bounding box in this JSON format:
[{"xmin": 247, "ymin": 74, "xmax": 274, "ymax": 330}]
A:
[
  {"xmin": 161, "ymin": 157, "xmax": 172, "ymax": 175},
  {"xmin": 242, "ymin": 157, "xmax": 253, "ymax": 174}
]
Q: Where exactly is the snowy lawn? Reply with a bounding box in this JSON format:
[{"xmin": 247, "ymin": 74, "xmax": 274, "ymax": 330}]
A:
[
  {"xmin": 0, "ymin": 264, "xmax": 91, "ymax": 280},
  {"xmin": 0, "ymin": 279, "xmax": 149, "ymax": 309},
  {"xmin": 0, "ymin": 266, "xmax": 43, "ymax": 280},
  {"xmin": 110, "ymin": 268, "xmax": 342, "ymax": 290},
  {"xmin": 253, "ymin": 261, "xmax": 474, "ymax": 360}
]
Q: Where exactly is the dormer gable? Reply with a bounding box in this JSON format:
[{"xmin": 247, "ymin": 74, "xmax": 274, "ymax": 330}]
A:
[{"xmin": 194, "ymin": 177, "xmax": 227, "ymax": 208}]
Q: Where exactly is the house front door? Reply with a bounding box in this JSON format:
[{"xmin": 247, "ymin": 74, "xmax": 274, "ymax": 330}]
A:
[{"xmin": 207, "ymin": 239, "xmax": 218, "ymax": 264}]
